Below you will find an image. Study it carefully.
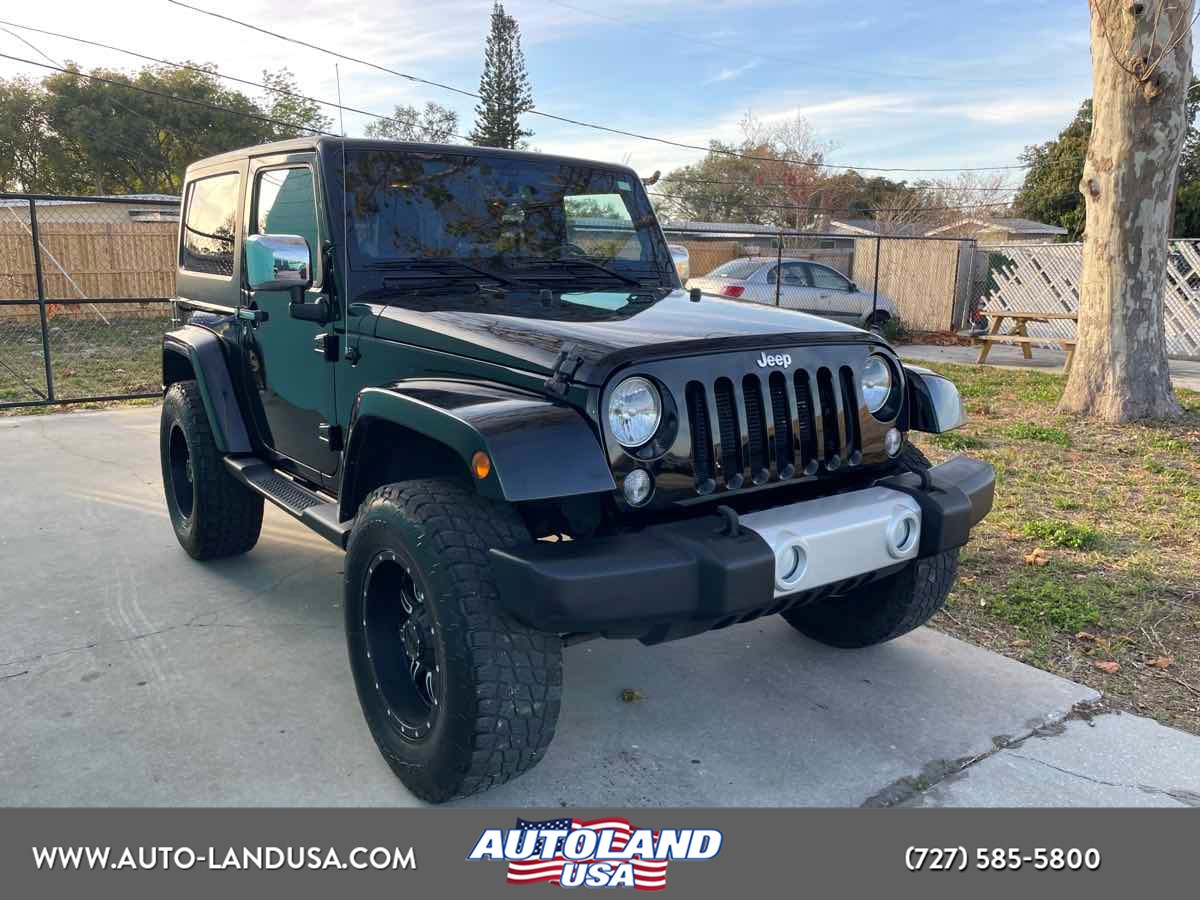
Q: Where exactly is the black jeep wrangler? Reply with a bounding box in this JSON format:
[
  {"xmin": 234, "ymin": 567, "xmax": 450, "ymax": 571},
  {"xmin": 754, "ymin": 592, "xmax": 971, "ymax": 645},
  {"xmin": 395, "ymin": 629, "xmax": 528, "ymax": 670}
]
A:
[{"xmin": 160, "ymin": 138, "xmax": 994, "ymax": 802}]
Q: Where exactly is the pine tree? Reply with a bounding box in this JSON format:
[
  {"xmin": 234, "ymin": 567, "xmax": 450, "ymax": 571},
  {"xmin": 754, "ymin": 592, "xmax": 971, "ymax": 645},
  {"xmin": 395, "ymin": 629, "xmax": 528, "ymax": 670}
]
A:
[{"xmin": 470, "ymin": 1, "xmax": 533, "ymax": 149}]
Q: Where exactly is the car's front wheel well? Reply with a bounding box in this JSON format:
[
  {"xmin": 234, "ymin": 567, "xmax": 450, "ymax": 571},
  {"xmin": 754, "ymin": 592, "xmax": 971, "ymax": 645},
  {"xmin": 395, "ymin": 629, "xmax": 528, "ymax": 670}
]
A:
[{"xmin": 341, "ymin": 418, "xmax": 472, "ymax": 518}]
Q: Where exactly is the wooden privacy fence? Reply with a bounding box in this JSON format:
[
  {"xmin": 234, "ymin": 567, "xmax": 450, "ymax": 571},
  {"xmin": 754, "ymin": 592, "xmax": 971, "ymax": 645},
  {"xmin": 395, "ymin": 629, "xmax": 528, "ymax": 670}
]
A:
[
  {"xmin": 979, "ymin": 242, "xmax": 1200, "ymax": 360},
  {"xmin": 0, "ymin": 221, "xmax": 176, "ymax": 321},
  {"xmin": 851, "ymin": 237, "xmax": 975, "ymax": 333}
]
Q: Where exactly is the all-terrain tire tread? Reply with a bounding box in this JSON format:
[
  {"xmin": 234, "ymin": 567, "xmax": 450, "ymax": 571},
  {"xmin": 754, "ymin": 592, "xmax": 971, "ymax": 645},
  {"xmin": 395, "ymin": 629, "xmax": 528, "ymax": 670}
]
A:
[
  {"xmin": 162, "ymin": 380, "xmax": 263, "ymax": 559},
  {"xmin": 349, "ymin": 479, "xmax": 562, "ymax": 800}
]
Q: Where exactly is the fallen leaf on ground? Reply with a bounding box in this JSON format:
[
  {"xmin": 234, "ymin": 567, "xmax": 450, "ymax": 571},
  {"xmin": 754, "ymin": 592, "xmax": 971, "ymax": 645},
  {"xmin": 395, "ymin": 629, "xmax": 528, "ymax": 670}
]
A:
[
  {"xmin": 1092, "ymin": 660, "xmax": 1120, "ymax": 674},
  {"xmin": 1024, "ymin": 548, "xmax": 1051, "ymax": 566},
  {"xmin": 1010, "ymin": 638, "xmax": 1031, "ymax": 648},
  {"xmin": 1147, "ymin": 656, "xmax": 1174, "ymax": 669}
]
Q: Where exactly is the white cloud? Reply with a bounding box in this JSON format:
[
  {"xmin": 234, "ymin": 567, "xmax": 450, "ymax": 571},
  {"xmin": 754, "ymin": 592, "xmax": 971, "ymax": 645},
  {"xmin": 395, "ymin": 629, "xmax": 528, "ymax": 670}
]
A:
[{"xmin": 703, "ymin": 60, "xmax": 760, "ymax": 84}]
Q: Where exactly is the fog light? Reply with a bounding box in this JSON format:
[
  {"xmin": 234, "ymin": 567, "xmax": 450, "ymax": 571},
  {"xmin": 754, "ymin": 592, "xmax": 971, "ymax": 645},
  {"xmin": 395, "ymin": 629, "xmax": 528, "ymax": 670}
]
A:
[
  {"xmin": 884, "ymin": 427, "xmax": 903, "ymax": 457},
  {"xmin": 623, "ymin": 469, "xmax": 653, "ymax": 506}
]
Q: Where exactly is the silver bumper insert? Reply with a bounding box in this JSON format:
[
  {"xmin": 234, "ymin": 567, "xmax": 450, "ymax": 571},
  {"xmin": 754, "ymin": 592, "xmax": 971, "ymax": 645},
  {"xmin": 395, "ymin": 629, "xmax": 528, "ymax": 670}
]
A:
[{"xmin": 739, "ymin": 487, "xmax": 922, "ymax": 597}]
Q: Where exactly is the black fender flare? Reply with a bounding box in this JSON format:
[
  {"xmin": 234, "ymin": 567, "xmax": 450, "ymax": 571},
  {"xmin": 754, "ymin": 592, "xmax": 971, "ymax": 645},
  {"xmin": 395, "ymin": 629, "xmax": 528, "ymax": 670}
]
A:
[
  {"xmin": 338, "ymin": 380, "xmax": 616, "ymax": 520},
  {"xmin": 162, "ymin": 324, "xmax": 252, "ymax": 454}
]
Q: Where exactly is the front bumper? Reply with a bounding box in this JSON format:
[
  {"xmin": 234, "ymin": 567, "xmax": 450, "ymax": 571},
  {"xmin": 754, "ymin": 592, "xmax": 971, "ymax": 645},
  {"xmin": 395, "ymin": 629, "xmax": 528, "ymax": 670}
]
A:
[{"xmin": 490, "ymin": 455, "xmax": 994, "ymax": 643}]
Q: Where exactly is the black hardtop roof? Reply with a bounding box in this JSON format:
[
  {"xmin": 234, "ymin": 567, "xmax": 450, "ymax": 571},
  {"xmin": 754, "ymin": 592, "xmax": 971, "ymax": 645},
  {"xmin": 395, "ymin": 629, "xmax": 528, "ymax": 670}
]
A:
[{"xmin": 184, "ymin": 137, "xmax": 641, "ymax": 179}]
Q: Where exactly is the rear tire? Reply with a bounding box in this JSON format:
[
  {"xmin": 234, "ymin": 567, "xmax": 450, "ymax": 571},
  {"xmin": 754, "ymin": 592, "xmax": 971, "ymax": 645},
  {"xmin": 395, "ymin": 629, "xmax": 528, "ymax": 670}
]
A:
[
  {"xmin": 344, "ymin": 479, "xmax": 562, "ymax": 802},
  {"xmin": 160, "ymin": 380, "xmax": 263, "ymax": 560}
]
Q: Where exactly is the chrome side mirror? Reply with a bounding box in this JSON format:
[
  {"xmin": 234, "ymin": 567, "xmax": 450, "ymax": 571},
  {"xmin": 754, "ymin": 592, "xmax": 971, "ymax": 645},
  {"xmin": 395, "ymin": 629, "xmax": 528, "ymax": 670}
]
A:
[{"xmin": 245, "ymin": 234, "xmax": 312, "ymax": 292}]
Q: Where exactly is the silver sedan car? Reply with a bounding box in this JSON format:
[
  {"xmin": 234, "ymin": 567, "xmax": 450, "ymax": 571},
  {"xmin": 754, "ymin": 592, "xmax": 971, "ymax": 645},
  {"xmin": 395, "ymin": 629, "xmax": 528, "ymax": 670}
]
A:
[{"xmin": 687, "ymin": 256, "xmax": 896, "ymax": 329}]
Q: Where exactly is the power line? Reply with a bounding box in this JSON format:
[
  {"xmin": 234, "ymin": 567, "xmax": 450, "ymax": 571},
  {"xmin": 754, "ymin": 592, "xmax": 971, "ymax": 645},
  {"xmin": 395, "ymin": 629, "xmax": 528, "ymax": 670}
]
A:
[
  {"xmin": 165, "ymin": 0, "xmax": 1032, "ymax": 174},
  {"xmin": 661, "ymin": 175, "xmax": 1020, "ymax": 192},
  {"xmin": 647, "ymin": 190, "xmax": 1013, "ymax": 214},
  {"xmin": 0, "ymin": 18, "xmax": 475, "ymax": 143},
  {"xmin": 0, "ymin": 51, "xmax": 337, "ymax": 136}
]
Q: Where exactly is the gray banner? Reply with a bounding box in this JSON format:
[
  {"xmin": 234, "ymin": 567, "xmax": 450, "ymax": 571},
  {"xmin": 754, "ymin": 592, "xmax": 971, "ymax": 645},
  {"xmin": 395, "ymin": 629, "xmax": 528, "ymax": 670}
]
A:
[{"xmin": 0, "ymin": 809, "xmax": 1193, "ymax": 897}]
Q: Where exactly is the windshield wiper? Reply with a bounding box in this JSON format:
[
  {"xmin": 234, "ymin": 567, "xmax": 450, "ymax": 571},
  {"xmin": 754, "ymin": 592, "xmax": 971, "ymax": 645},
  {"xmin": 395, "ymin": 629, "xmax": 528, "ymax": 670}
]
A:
[
  {"xmin": 510, "ymin": 258, "xmax": 643, "ymax": 288},
  {"xmin": 368, "ymin": 258, "xmax": 532, "ymax": 289}
]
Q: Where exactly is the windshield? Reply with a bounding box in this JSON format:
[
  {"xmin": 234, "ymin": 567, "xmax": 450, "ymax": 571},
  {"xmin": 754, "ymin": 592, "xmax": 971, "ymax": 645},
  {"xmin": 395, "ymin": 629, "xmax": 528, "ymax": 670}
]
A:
[{"xmin": 342, "ymin": 149, "xmax": 669, "ymax": 278}]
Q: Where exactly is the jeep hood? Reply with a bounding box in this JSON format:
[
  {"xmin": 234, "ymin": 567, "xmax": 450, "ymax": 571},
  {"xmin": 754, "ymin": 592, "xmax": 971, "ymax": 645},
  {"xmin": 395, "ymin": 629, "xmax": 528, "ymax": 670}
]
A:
[{"xmin": 370, "ymin": 288, "xmax": 875, "ymax": 385}]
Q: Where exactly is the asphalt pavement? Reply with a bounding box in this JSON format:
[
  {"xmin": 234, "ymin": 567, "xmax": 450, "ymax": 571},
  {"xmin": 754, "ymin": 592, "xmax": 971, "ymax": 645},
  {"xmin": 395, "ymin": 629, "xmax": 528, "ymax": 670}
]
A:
[{"xmin": 1, "ymin": 406, "xmax": 1196, "ymax": 807}]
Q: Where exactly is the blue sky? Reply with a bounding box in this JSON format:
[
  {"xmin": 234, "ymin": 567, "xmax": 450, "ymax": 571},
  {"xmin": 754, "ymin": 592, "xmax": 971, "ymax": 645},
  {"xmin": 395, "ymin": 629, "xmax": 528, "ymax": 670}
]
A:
[{"xmin": 0, "ymin": 0, "xmax": 1104, "ymax": 187}]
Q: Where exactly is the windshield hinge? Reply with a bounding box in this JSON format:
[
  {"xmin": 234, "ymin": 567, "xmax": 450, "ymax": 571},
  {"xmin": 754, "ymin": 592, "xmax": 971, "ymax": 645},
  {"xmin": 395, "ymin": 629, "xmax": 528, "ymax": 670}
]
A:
[{"xmin": 545, "ymin": 343, "xmax": 585, "ymax": 397}]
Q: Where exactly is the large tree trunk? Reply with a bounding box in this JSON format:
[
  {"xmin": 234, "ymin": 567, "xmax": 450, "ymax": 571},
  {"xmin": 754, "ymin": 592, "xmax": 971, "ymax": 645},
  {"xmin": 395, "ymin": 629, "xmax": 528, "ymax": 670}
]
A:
[{"xmin": 1059, "ymin": 0, "xmax": 1192, "ymax": 422}]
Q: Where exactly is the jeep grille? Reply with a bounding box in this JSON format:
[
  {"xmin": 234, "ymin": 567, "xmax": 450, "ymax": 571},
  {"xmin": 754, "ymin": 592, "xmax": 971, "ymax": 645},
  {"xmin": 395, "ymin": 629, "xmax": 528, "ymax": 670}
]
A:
[{"xmin": 686, "ymin": 365, "xmax": 862, "ymax": 493}]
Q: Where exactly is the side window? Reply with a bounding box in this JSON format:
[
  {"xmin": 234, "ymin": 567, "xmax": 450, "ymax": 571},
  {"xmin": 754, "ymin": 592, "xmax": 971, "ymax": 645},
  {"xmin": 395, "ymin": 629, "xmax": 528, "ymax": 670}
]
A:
[
  {"xmin": 253, "ymin": 167, "xmax": 320, "ymax": 282},
  {"xmin": 769, "ymin": 263, "xmax": 810, "ymax": 286},
  {"xmin": 181, "ymin": 172, "xmax": 239, "ymax": 276},
  {"xmin": 807, "ymin": 263, "xmax": 850, "ymax": 291}
]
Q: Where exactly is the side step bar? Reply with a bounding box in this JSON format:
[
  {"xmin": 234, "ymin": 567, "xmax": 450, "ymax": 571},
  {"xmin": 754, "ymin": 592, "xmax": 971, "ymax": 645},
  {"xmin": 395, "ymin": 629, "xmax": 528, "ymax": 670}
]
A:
[{"xmin": 224, "ymin": 457, "xmax": 351, "ymax": 549}]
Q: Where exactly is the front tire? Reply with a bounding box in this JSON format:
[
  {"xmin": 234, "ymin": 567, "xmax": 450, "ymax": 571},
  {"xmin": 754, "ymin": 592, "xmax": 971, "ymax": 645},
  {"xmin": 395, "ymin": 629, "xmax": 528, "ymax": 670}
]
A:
[
  {"xmin": 344, "ymin": 479, "xmax": 562, "ymax": 802},
  {"xmin": 160, "ymin": 380, "xmax": 263, "ymax": 560},
  {"xmin": 780, "ymin": 549, "xmax": 959, "ymax": 648}
]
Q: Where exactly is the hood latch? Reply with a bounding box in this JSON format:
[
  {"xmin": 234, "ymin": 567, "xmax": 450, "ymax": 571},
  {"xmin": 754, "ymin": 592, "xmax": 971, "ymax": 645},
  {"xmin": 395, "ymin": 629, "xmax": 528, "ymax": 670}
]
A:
[{"xmin": 545, "ymin": 343, "xmax": 585, "ymax": 397}]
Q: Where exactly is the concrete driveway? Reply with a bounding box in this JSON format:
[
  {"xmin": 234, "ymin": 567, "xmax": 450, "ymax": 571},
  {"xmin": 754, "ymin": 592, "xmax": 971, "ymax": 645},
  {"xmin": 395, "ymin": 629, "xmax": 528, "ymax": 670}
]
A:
[{"xmin": 1, "ymin": 406, "xmax": 1197, "ymax": 807}]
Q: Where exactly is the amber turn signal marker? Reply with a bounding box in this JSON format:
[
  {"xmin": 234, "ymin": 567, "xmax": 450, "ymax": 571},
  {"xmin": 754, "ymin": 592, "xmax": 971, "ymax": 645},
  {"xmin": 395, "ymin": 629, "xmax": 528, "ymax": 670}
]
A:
[{"xmin": 471, "ymin": 451, "xmax": 492, "ymax": 480}]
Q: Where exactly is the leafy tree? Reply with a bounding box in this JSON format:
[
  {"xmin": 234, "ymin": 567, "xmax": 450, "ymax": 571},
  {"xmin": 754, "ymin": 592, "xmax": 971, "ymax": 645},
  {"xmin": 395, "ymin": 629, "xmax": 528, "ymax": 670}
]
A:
[
  {"xmin": 364, "ymin": 101, "xmax": 461, "ymax": 143},
  {"xmin": 0, "ymin": 63, "xmax": 330, "ymax": 195},
  {"xmin": 655, "ymin": 113, "xmax": 832, "ymax": 228},
  {"xmin": 1012, "ymin": 100, "xmax": 1093, "ymax": 239},
  {"xmin": 0, "ymin": 76, "xmax": 65, "ymax": 192},
  {"xmin": 470, "ymin": 1, "xmax": 533, "ymax": 149}
]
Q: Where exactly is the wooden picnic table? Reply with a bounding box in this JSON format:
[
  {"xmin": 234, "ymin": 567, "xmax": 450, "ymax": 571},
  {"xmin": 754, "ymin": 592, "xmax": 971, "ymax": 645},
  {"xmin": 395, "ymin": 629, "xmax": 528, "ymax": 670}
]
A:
[{"xmin": 974, "ymin": 309, "xmax": 1079, "ymax": 374}]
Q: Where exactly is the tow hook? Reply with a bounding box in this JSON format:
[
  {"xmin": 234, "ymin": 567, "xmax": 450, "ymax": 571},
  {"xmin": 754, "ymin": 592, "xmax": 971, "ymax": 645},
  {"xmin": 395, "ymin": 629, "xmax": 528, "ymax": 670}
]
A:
[{"xmin": 715, "ymin": 505, "xmax": 743, "ymax": 537}]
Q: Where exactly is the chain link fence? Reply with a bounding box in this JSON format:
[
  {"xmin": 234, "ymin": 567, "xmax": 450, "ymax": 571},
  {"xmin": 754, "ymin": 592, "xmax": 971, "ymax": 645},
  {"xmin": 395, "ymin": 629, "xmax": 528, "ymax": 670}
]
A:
[
  {"xmin": 0, "ymin": 193, "xmax": 178, "ymax": 410},
  {"xmin": 661, "ymin": 225, "xmax": 979, "ymax": 334},
  {"xmin": 0, "ymin": 193, "xmax": 986, "ymax": 411}
]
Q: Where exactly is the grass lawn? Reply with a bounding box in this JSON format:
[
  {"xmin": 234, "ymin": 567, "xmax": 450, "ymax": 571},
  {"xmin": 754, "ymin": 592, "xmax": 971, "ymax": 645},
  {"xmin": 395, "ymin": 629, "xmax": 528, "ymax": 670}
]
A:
[
  {"xmin": 911, "ymin": 363, "xmax": 1200, "ymax": 735},
  {"xmin": 1, "ymin": 313, "xmax": 166, "ymax": 414}
]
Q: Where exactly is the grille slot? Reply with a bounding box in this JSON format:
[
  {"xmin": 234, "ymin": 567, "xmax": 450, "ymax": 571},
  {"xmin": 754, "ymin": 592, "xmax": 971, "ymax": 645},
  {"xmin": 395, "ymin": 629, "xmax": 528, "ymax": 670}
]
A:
[
  {"xmin": 686, "ymin": 382, "xmax": 714, "ymax": 490},
  {"xmin": 713, "ymin": 377, "xmax": 741, "ymax": 485},
  {"xmin": 742, "ymin": 374, "xmax": 769, "ymax": 483},
  {"xmin": 839, "ymin": 366, "xmax": 861, "ymax": 463},
  {"xmin": 794, "ymin": 369, "xmax": 818, "ymax": 470},
  {"xmin": 816, "ymin": 367, "xmax": 841, "ymax": 466},
  {"xmin": 768, "ymin": 372, "xmax": 794, "ymax": 476}
]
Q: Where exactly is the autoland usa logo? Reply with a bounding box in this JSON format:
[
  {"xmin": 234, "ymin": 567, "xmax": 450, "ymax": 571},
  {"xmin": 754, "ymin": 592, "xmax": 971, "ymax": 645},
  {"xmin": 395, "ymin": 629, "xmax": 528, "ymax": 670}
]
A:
[{"xmin": 467, "ymin": 817, "xmax": 722, "ymax": 890}]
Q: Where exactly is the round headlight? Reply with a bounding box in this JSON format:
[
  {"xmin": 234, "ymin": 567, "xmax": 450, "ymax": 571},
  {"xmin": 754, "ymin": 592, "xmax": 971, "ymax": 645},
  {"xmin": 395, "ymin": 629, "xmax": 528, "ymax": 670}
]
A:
[
  {"xmin": 862, "ymin": 354, "xmax": 894, "ymax": 415},
  {"xmin": 608, "ymin": 377, "xmax": 662, "ymax": 448}
]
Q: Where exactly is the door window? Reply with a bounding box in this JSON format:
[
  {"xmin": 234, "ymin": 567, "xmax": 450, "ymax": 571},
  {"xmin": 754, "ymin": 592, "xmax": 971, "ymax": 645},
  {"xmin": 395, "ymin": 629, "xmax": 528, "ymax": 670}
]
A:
[
  {"xmin": 252, "ymin": 167, "xmax": 321, "ymax": 284},
  {"xmin": 768, "ymin": 262, "xmax": 811, "ymax": 286},
  {"xmin": 181, "ymin": 172, "xmax": 239, "ymax": 276},
  {"xmin": 806, "ymin": 263, "xmax": 851, "ymax": 291}
]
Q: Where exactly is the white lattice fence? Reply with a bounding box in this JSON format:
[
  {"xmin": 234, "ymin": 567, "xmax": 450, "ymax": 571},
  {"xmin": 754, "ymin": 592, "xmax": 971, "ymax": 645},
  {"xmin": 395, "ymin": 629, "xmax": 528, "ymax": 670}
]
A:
[{"xmin": 979, "ymin": 241, "xmax": 1200, "ymax": 360}]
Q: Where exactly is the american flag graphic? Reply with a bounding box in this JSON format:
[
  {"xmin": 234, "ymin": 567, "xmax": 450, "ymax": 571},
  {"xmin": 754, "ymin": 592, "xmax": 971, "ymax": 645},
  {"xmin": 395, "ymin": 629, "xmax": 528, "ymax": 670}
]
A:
[{"xmin": 505, "ymin": 817, "xmax": 669, "ymax": 891}]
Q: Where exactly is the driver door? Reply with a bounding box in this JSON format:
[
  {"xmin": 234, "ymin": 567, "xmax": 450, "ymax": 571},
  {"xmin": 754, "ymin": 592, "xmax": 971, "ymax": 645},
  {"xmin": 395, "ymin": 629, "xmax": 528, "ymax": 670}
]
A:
[{"xmin": 239, "ymin": 155, "xmax": 339, "ymax": 479}]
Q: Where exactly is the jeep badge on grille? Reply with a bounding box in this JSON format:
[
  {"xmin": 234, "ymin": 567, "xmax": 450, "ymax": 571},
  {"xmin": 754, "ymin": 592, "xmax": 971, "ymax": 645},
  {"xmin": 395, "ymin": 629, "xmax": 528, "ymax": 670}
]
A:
[{"xmin": 756, "ymin": 351, "xmax": 792, "ymax": 369}]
